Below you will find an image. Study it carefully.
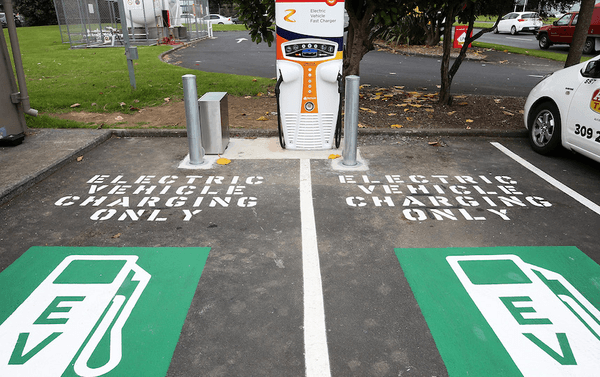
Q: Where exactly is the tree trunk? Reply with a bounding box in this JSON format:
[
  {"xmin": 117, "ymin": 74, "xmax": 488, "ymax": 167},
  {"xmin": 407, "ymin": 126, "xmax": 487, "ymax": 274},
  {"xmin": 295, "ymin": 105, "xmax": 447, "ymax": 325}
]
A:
[
  {"xmin": 439, "ymin": 9, "xmax": 457, "ymax": 105},
  {"xmin": 439, "ymin": 6, "xmax": 500, "ymax": 106},
  {"xmin": 565, "ymin": 0, "xmax": 596, "ymax": 68}
]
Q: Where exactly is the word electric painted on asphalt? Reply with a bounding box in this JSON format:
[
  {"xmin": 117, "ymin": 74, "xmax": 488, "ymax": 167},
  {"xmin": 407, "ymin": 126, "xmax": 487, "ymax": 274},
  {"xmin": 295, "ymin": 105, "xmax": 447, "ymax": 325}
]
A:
[
  {"xmin": 339, "ymin": 174, "xmax": 552, "ymax": 221},
  {"xmin": 53, "ymin": 174, "xmax": 264, "ymax": 222},
  {"xmin": 0, "ymin": 246, "xmax": 209, "ymax": 376},
  {"xmin": 396, "ymin": 246, "xmax": 600, "ymax": 376}
]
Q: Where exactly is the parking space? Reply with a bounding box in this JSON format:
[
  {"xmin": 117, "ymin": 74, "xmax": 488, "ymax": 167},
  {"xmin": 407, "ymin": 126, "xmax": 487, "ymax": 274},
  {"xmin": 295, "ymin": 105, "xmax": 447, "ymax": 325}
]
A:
[{"xmin": 1, "ymin": 135, "xmax": 600, "ymax": 376}]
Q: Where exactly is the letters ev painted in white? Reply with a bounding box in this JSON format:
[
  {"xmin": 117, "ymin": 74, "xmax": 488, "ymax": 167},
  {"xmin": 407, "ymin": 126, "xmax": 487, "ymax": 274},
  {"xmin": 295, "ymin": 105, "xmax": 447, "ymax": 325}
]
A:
[{"xmin": 524, "ymin": 54, "xmax": 600, "ymax": 163}]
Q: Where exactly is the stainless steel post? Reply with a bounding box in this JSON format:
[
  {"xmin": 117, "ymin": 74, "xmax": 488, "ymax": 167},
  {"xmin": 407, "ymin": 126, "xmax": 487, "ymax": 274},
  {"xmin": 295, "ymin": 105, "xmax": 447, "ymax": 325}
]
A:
[
  {"xmin": 182, "ymin": 74, "xmax": 205, "ymax": 165},
  {"xmin": 342, "ymin": 75, "xmax": 360, "ymax": 166},
  {"xmin": 116, "ymin": 0, "xmax": 137, "ymax": 88}
]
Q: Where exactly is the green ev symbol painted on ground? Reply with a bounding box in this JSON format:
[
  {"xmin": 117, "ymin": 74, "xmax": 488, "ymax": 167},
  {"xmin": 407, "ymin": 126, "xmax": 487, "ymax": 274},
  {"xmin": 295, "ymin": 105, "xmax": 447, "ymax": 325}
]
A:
[
  {"xmin": 396, "ymin": 246, "xmax": 600, "ymax": 377},
  {"xmin": 0, "ymin": 246, "xmax": 210, "ymax": 376}
]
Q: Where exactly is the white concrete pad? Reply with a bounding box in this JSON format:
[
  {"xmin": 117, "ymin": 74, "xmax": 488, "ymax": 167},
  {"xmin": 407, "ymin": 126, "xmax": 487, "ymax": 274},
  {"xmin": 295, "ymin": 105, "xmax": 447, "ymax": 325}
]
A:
[{"xmin": 178, "ymin": 137, "xmax": 368, "ymax": 170}]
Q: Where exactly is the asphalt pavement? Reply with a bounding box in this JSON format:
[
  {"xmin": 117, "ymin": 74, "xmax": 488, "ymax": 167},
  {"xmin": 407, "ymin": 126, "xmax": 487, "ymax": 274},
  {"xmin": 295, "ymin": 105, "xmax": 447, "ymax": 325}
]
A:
[
  {"xmin": 169, "ymin": 31, "xmax": 565, "ymax": 96},
  {"xmin": 2, "ymin": 126, "xmax": 600, "ymax": 376}
]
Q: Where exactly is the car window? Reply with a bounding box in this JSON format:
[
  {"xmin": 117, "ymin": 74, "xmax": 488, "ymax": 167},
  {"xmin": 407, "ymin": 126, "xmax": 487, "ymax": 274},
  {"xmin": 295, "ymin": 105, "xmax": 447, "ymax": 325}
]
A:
[
  {"xmin": 522, "ymin": 13, "xmax": 535, "ymax": 19},
  {"xmin": 502, "ymin": 13, "xmax": 513, "ymax": 20},
  {"xmin": 581, "ymin": 60, "xmax": 600, "ymax": 78},
  {"xmin": 211, "ymin": 15, "xmax": 219, "ymax": 19},
  {"xmin": 556, "ymin": 14, "xmax": 572, "ymax": 26}
]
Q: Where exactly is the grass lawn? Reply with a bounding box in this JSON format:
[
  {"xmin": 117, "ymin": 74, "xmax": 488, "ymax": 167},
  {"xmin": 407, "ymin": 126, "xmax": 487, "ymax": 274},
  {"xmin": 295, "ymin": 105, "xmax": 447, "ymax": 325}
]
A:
[{"xmin": 3, "ymin": 25, "xmax": 272, "ymax": 127}]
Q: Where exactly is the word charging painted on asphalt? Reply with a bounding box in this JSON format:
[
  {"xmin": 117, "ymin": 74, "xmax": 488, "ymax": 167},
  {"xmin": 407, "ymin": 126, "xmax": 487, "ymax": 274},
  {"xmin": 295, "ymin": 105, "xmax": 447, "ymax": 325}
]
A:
[
  {"xmin": 0, "ymin": 246, "xmax": 209, "ymax": 376},
  {"xmin": 53, "ymin": 174, "xmax": 264, "ymax": 222},
  {"xmin": 339, "ymin": 174, "xmax": 552, "ymax": 221},
  {"xmin": 396, "ymin": 246, "xmax": 600, "ymax": 376}
]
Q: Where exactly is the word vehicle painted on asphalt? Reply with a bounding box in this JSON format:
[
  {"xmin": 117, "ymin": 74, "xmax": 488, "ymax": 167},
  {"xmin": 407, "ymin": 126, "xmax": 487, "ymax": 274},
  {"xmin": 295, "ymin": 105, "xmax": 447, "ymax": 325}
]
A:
[
  {"xmin": 340, "ymin": 174, "xmax": 552, "ymax": 221},
  {"xmin": 54, "ymin": 174, "xmax": 263, "ymax": 222}
]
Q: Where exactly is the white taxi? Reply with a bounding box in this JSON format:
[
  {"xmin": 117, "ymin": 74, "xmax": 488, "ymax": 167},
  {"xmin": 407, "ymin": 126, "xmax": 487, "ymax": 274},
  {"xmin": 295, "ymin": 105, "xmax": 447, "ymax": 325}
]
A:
[{"xmin": 524, "ymin": 54, "xmax": 600, "ymax": 162}]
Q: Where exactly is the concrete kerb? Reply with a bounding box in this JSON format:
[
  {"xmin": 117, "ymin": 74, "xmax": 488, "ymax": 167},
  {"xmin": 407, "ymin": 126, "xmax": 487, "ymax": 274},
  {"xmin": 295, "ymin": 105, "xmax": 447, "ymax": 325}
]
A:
[
  {"xmin": 158, "ymin": 36, "xmax": 210, "ymax": 63},
  {"xmin": 0, "ymin": 127, "xmax": 527, "ymax": 206},
  {"xmin": 110, "ymin": 128, "xmax": 528, "ymax": 139}
]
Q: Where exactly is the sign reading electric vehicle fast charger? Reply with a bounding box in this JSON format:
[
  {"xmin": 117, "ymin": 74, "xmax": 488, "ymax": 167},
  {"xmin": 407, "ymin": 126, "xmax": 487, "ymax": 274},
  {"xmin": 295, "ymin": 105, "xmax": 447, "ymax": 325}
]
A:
[{"xmin": 275, "ymin": 0, "xmax": 344, "ymax": 150}]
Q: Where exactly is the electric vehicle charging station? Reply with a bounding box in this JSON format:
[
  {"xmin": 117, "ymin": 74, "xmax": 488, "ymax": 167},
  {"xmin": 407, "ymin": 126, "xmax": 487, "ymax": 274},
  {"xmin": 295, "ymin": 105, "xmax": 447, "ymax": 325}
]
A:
[{"xmin": 275, "ymin": 0, "xmax": 344, "ymax": 150}]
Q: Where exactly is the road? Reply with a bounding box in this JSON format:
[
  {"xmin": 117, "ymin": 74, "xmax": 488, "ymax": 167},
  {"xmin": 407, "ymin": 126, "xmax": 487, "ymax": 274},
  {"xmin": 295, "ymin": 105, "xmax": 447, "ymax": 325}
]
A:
[
  {"xmin": 172, "ymin": 31, "xmax": 565, "ymax": 97},
  {"xmin": 476, "ymin": 27, "xmax": 571, "ymax": 54}
]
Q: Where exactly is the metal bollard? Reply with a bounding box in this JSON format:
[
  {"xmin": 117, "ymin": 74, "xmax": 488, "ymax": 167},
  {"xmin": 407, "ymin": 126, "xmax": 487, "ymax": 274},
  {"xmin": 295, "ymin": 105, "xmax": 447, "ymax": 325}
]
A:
[
  {"xmin": 342, "ymin": 75, "xmax": 360, "ymax": 166},
  {"xmin": 182, "ymin": 74, "xmax": 205, "ymax": 165}
]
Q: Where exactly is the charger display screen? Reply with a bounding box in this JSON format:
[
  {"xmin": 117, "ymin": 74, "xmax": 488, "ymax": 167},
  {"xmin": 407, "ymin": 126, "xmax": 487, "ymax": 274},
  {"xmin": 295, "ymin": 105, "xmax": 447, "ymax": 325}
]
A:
[{"xmin": 284, "ymin": 42, "xmax": 336, "ymax": 59}]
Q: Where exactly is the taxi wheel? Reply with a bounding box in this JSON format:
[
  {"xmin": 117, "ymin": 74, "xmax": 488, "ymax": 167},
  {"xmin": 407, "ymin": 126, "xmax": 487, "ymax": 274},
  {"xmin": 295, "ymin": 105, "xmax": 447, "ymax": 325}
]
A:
[
  {"xmin": 510, "ymin": 26, "xmax": 518, "ymax": 35},
  {"xmin": 529, "ymin": 102, "xmax": 561, "ymax": 155},
  {"xmin": 493, "ymin": 27, "xmax": 498, "ymax": 34}
]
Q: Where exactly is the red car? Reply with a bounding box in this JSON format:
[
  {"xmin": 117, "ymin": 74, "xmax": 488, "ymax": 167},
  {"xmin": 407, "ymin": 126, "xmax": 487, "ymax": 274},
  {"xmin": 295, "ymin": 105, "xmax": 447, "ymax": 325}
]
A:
[{"xmin": 537, "ymin": 4, "xmax": 600, "ymax": 54}]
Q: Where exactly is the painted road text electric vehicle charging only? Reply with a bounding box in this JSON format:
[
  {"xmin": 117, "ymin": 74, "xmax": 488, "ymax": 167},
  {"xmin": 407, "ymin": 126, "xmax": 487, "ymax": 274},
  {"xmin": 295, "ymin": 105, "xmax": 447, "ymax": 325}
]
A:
[{"xmin": 275, "ymin": 0, "xmax": 344, "ymax": 150}]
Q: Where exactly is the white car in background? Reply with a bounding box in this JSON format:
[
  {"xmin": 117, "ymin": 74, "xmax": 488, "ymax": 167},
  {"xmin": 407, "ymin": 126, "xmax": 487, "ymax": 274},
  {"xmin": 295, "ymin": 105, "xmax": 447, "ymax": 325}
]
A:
[
  {"xmin": 202, "ymin": 14, "xmax": 233, "ymax": 25},
  {"xmin": 525, "ymin": 54, "xmax": 600, "ymax": 162},
  {"xmin": 494, "ymin": 12, "xmax": 543, "ymax": 34}
]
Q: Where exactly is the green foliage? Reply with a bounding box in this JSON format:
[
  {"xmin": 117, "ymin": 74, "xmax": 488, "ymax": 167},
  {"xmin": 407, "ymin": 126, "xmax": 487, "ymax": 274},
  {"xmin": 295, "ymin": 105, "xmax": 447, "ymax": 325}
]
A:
[
  {"xmin": 5, "ymin": 26, "xmax": 273, "ymax": 114},
  {"xmin": 211, "ymin": 24, "xmax": 248, "ymax": 32},
  {"xmin": 14, "ymin": 0, "xmax": 57, "ymax": 26},
  {"xmin": 234, "ymin": 0, "xmax": 274, "ymax": 46},
  {"xmin": 473, "ymin": 41, "xmax": 592, "ymax": 63}
]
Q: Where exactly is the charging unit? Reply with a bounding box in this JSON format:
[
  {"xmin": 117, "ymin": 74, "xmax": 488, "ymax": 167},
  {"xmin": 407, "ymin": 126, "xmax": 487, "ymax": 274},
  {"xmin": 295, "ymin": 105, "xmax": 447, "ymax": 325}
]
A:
[{"xmin": 275, "ymin": 0, "xmax": 344, "ymax": 150}]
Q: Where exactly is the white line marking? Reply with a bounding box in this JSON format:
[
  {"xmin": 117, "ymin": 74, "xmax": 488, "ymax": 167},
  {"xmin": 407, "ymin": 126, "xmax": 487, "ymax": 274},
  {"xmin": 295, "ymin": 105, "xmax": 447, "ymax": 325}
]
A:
[
  {"xmin": 300, "ymin": 159, "xmax": 331, "ymax": 377},
  {"xmin": 528, "ymin": 75, "xmax": 545, "ymax": 78},
  {"xmin": 491, "ymin": 142, "xmax": 600, "ymax": 216}
]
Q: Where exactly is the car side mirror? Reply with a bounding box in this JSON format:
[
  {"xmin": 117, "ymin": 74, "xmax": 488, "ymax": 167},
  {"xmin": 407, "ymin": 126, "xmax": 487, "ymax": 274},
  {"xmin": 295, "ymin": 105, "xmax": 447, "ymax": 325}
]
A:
[
  {"xmin": 582, "ymin": 60, "xmax": 600, "ymax": 78},
  {"xmin": 553, "ymin": 21, "xmax": 557, "ymax": 26}
]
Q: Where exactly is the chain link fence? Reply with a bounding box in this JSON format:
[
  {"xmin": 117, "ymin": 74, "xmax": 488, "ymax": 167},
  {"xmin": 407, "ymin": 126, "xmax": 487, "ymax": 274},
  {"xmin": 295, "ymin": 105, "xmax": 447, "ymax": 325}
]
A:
[{"xmin": 53, "ymin": 0, "xmax": 210, "ymax": 48}]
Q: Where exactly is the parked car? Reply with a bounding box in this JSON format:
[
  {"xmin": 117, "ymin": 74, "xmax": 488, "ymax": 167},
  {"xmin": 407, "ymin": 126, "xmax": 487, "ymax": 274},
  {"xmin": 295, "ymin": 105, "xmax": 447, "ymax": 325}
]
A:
[
  {"xmin": 0, "ymin": 12, "xmax": 23, "ymax": 27},
  {"xmin": 537, "ymin": 4, "xmax": 600, "ymax": 54},
  {"xmin": 202, "ymin": 14, "xmax": 233, "ymax": 25},
  {"xmin": 524, "ymin": 53, "xmax": 600, "ymax": 163},
  {"xmin": 494, "ymin": 12, "xmax": 543, "ymax": 35},
  {"xmin": 180, "ymin": 14, "xmax": 201, "ymax": 24}
]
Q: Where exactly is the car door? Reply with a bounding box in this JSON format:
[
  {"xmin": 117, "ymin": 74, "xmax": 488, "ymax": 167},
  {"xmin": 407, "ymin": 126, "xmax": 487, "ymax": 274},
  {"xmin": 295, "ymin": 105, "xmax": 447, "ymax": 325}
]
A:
[
  {"xmin": 498, "ymin": 13, "xmax": 514, "ymax": 33},
  {"xmin": 553, "ymin": 13, "xmax": 575, "ymax": 43},
  {"xmin": 564, "ymin": 61, "xmax": 600, "ymax": 159},
  {"xmin": 563, "ymin": 14, "xmax": 578, "ymax": 43}
]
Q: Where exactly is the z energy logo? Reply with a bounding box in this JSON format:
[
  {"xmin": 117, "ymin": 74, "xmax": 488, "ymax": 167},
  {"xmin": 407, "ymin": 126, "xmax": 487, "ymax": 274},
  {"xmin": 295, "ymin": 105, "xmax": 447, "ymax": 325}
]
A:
[
  {"xmin": 590, "ymin": 88, "xmax": 600, "ymax": 113},
  {"xmin": 325, "ymin": 0, "xmax": 338, "ymax": 5},
  {"xmin": 284, "ymin": 9, "xmax": 296, "ymax": 22}
]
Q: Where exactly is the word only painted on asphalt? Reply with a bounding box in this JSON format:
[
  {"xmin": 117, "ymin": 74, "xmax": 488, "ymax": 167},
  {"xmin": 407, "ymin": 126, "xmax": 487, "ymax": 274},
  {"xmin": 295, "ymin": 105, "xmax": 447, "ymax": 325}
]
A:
[
  {"xmin": 340, "ymin": 174, "xmax": 552, "ymax": 221},
  {"xmin": 0, "ymin": 246, "xmax": 209, "ymax": 376},
  {"xmin": 396, "ymin": 246, "xmax": 600, "ymax": 376},
  {"xmin": 53, "ymin": 174, "xmax": 264, "ymax": 222}
]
